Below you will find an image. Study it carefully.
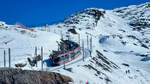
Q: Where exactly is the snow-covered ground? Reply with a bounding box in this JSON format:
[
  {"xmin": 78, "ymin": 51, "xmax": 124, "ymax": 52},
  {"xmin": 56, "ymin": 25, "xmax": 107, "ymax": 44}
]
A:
[
  {"xmin": 0, "ymin": 24, "xmax": 61, "ymax": 69},
  {"xmin": 0, "ymin": 2, "xmax": 150, "ymax": 84}
]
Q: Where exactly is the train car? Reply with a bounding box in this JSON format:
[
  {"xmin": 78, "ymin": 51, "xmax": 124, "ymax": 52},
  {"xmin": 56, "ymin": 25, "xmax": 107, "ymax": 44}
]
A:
[
  {"xmin": 57, "ymin": 45, "xmax": 81, "ymax": 65},
  {"xmin": 43, "ymin": 40, "xmax": 81, "ymax": 67}
]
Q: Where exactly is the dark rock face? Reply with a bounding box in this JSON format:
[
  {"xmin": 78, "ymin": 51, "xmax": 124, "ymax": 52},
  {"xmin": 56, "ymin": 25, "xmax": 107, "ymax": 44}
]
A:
[
  {"xmin": 0, "ymin": 68, "xmax": 72, "ymax": 84},
  {"xmin": 68, "ymin": 29, "xmax": 77, "ymax": 34}
]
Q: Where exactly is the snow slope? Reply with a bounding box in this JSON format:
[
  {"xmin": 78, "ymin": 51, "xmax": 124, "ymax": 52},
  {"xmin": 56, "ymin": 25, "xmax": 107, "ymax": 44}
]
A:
[
  {"xmin": 0, "ymin": 2, "xmax": 150, "ymax": 84},
  {"xmin": 0, "ymin": 23, "xmax": 60, "ymax": 69},
  {"xmin": 46, "ymin": 6, "xmax": 150, "ymax": 84}
]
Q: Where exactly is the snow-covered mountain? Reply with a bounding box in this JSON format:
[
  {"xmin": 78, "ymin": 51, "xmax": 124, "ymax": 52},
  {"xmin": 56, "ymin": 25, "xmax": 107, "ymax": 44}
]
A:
[
  {"xmin": 1, "ymin": 2, "xmax": 150, "ymax": 84},
  {"xmin": 58, "ymin": 8, "xmax": 105, "ymax": 30}
]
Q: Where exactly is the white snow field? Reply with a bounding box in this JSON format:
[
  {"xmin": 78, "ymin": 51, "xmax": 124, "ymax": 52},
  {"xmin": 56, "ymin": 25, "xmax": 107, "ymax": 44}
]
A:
[
  {"xmin": 1, "ymin": 2, "xmax": 150, "ymax": 84},
  {"xmin": 0, "ymin": 23, "xmax": 61, "ymax": 70}
]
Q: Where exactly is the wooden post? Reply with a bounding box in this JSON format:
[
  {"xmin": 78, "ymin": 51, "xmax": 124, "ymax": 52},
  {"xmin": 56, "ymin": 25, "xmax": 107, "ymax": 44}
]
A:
[
  {"xmin": 4, "ymin": 50, "xmax": 6, "ymax": 67},
  {"xmin": 8, "ymin": 48, "xmax": 11, "ymax": 68},
  {"xmin": 41, "ymin": 47, "xmax": 43, "ymax": 71}
]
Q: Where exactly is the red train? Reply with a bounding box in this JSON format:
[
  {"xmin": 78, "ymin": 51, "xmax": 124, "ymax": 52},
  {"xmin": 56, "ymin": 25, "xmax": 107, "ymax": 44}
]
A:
[{"xmin": 43, "ymin": 40, "xmax": 81, "ymax": 67}]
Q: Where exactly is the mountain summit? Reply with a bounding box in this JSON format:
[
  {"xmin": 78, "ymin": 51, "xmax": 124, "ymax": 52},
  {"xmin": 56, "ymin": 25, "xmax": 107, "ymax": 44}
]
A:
[{"xmin": 54, "ymin": 8, "xmax": 105, "ymax": 30}]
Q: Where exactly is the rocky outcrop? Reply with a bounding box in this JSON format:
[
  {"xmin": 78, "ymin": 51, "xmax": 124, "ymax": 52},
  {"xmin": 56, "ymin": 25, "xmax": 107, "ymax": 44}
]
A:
[
  {"xmin": 0, "ymin": 68, "xmax": 72, "ymax": 84},
  {"xmin": 55, "ymin": 8, "xmax": 105, "ymax": 30},
  {"xmin": 113, "ymin": 2, "xmax": 150, "ymax": 30}
]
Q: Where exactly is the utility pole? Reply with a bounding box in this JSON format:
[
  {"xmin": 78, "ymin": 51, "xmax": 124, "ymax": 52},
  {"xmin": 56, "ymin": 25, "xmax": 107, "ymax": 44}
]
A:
[
  {"xmin": 4, "ymin": 50, "xmax": 6, "ymax": 67},
  {"xmin": 68, "ymin": 33, "xmax": 70, "ymax": 41},
  {"xmin": 82, "ymin": 40, "xmax": 84, "ymax": 61},
  {"xmin": 78, "ymin": 34, "xmax": 80, "ymax": 45},
  {"xmin": 8, "ymin": 48, "xmax": 11, "ymax": 68},
  {"xmin": 85, "ymin": 32, "xmax": 93, "ymax": 57},
  {"xmin": 90, "ymin": 36, "xmax": 92, "ymax": 57},
  {"xmin": 56, "ymin": 41, "xmax": 60, "ymax": 51},
  {"xmin": 69, "ymin": 33, "xmax": 71, "ymax": 41},
  {"xmin": 41, "ymin": 46, "xmax": 43, "ymax": 71},
  {"xmin": 87, "ymin": 35, "xmax": 89, "ymax": 49},
  {"xmin": 60, "ymin": 30, "xmax": 63, "ymax": 40},
  {"xmin": 63, "ymin": 42, "xmax": 67, "ymax": 70},
  {"xmin": 63, "ymin": 56, "xmax": 66, "ymax": 69},
  {"xmin": 90, "ymin": 36, "xmax": 92, "ymax": 52},
  {"xmin": 48, "ymin": 26, "xmax": 50, "ymax": 32},
  {"xmin": 35, "ymin": 46, "xmax": 37, "ymax": 56},
  {"xmin": 45, "ymin": 24, "xmax": 48, "ymax": 31},
  {"xmin": 35, "ymin": 46, "xmax": 38, "ymax": 67}
]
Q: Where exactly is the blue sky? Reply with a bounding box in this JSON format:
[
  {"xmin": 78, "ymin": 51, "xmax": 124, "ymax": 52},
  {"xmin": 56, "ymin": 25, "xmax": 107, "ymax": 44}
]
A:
[{"xmin": 0, "ymin": 0, "xmax": 149, "ymax": 26}]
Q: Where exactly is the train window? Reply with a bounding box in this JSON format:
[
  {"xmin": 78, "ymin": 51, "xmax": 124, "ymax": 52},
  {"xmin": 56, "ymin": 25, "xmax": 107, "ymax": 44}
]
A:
[
  {"xmin": 66, "ymin": 55, "xmax": 69, "ymax": 59},
  {"xmin": 59, "ymin": 57, "xmax": 63, "ymax": 61},
  {"xmin": 71, "ymin": 53, "xmax": 75, "ymax": 57},
  {"xmin": 54, "ymin": 57, "xmax": 60, "ymax": 62},
  {"xmin": 60, "ymin": 56, "xmax": 65, "ymax": 60},
  {"xmin": 64, "ymin": 55, "xmax": 67, "ymax": 59},
  {"xmin": 62, "ymin": 56, "xmax": 67, "ymax": 60},
  {"xmin": 77, "ymin": 50, "xmax": 81, "ymax": 53}
]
